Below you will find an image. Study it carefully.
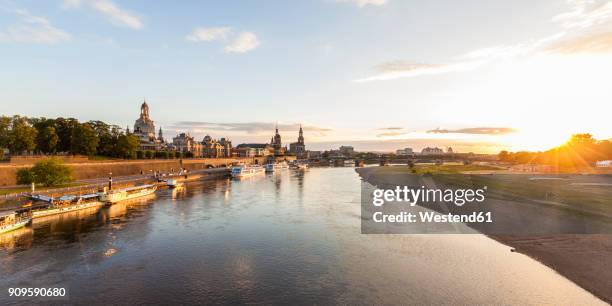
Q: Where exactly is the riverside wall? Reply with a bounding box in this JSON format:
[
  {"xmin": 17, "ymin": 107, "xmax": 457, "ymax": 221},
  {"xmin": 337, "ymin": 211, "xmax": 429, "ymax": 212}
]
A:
[{"xmin": 0, "ymin": 156, "xmax": 296, "ymax": 186}]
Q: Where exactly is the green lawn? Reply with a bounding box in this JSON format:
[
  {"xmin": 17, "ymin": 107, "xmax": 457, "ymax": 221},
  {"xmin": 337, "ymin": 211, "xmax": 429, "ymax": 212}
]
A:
[{"xmin": 0, "ymin": 182, "xmax": 90, "ymax": 196}]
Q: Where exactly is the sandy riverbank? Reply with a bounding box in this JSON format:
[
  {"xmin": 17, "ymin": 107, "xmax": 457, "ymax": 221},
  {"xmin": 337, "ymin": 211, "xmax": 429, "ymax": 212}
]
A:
[{"xmin": 356, "ymin": 166, "xmax": 612, "ymax": 303}]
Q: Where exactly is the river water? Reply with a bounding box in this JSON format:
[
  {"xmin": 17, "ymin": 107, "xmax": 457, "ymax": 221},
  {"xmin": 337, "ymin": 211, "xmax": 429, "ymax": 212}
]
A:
[{"xmin": 0, "ymin": 168, "xmax": 604, "ymax": 305}]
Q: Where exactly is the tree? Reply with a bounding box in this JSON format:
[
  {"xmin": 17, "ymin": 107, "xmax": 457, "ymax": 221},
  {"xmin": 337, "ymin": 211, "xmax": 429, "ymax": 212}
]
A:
[
  {"xmin": 117, "ymin": 134, "xmax": 139, "ymax": 159},
  {"xmin": 88, "ymin": 120, "xmax": 122, "ymax": 157},
  {"xmin": 16, "ymin": 168, "xmax": 35, "ymax": 185},
  {"xmin": 8, "ymin": 116, "xmax": 37, "ymax": 154},
  {"xmin": 185, "ymin": 151, "xmax": 194, "ymax": 158},
  {"xmin": 136, "ymin": 150, "xmax": 145, "ymax": 159},
  {"xmin": 145, "ymin": 150, "xmax": 154, "ymax": 159},
  {"xmin": 19, "ymin": 158, "xmax": 73, "ymax": 186},
  {"xmin": 71, "ymin": 123, "xmax": 99, "ymax": 155},
  {"xmin": 0, "ymin": 116, "xmax": 11, "ymax": 149},
  {"xmin": 498, "ymin": 150, "xmax": 510, "ymax": 162},
  {"xmin": 54, "ymin": 118, "xmax": 80, "ymax": 153},
  {"xmin": 36, "ymin": 126, "xmax": 59, "ymax": 154}
]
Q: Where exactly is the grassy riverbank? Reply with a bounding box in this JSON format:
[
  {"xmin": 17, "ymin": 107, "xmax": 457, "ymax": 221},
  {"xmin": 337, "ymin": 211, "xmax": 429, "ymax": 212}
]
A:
[
  {"xmin": 0, "ymin": 182, "xmax": 90, "ymax": 196},
  {"xmin": 356, "ymin": 166, "xmax": 612, "ymax": 303}
]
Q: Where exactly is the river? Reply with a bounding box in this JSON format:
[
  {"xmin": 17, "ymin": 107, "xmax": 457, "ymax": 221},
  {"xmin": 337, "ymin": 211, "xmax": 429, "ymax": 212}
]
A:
[{"xmin": 0, "ymin": 168, "xmax": 604, "ymax": 305}]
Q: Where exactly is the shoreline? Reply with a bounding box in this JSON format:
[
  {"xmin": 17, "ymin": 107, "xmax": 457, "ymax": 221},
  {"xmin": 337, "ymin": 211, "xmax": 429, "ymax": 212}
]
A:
[{"xmin": 356, "ymin": 166, "xmax": 612, "ymax": 304}]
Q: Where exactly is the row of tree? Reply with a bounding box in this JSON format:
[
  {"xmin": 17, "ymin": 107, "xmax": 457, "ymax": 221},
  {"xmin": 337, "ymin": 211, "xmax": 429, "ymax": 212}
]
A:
[
  {"xmin": 0, "ymin": 115, "xmax": 141, "ymax": 158},
  {"xmin": 498, "ymin": 134, "xmax": 612, "ymax": 167}
]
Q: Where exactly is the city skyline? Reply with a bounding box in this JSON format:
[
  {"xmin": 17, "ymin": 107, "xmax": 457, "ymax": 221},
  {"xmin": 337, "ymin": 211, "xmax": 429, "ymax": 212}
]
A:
[{"xmin": 1, "ymin": 0, "xmax": 611, "ymax": 153}]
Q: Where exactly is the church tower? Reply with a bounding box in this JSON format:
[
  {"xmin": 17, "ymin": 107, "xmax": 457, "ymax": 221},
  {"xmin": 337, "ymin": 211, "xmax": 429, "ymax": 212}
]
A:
[
  {"xmin": 158, "ymin": 127, "xmax": 164, "ymax": 143},
  {"xmin": 298, "ymin": 124, "xmax": 304, "ymax": 145},
  {"xmin": 140, "ymin": 100, "xmax": 150, "ymax": 120},
  {"xmin": 272, "ymin": 124, "xmax": 282, "ymax": 148}
]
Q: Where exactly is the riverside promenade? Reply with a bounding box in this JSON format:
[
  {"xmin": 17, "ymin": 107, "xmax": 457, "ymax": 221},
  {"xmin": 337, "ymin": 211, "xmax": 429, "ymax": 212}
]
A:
[
  {"xmin": 0, "ymin": 167, "xmax": 230, "ymax": 210},
  {"xmin": 0, "ymin": 156, "xmax": 296, "ymax": 187}
]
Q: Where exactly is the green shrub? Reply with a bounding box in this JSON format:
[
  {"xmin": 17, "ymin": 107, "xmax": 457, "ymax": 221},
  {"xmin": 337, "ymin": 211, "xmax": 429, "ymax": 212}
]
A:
[
  {"xmin": 16, "ymin": 168, "xmax": 35, "ymax": 185},
  {"xmin": 145, "ymin": 150, "xmax": 154, "ymax": 159},
  {"xmin": 19, "ymin": 158, "xmax": 73, "ymax": 187},
  {"xmin": 136, "ymin": 150, "xmax": 145, "ymax": 159}
]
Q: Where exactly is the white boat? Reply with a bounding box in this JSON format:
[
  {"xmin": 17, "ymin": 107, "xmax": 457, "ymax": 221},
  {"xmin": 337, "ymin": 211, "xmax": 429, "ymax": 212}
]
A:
[
  {"xmin": 290, "ymin": 162, "xmax": 308, "ymax": 170},
  {"xmin": 100, "ymin": 184, "xmax": 157, "ymax": 204},
  {"xmin": 265, "ymin": 164, "xmax": 275, "ymax": 173},
  {"xmin": 32, "ymin": 193, "xmax": 105, "ymax": 218},
  {"xmin": 166, "ymin": 179, "xmax": 184, "ymax": 188},
  {"xmin": 265, "ymin": 162, "xmax": 289, "ymax": 173},
  {"xmin": 231, "ymin": 165, "xmax": 265, "ymax": 178},
  {"xmin": 0, "ymin": 210, "xmax": 31, "ymax": 234}
]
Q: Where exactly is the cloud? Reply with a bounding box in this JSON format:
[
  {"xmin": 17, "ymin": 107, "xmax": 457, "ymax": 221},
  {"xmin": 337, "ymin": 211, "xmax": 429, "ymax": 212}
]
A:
[
  {"xmin": 63, "ymin": 0, "xmax": 143, "ymax": 29},
  {"xmin": 545, "ymin": 31, "xmax": 612, "ymax": 53},
  {"xmin": 0, "ymin": 9, "xmax": 71, "ymax": 44},
  {"xmin": 552, "ymin": 0, "xmax": 612, "ymax": 30},
  {"xmin": 357, "ymin": 0, "xmax": 612, "ymax": 81},
  {"xmin": 355, "ymin": 61, "xmax": 480, "ymax": 82},
  {"xmin": 376, "ymin": 131, "xmax": 407, "ymax": 137},
  {"xmin": 376, "ymin": 127, "xmax": 407, "ymax": 137},
  {"xmin": 427, "ymin": 127, "xmax": 518, "ymax": 135},
  {"xmin": 337, "ymin": 0, "xmax": 388, "ymax": 7},
  {"xmin": 170, "ymin": 121, "xmax": 331, "ymax": 135},
  {"xmin": 224, "ymin": 31, "xmax": 259, "ymax": 53},
  {"xmin": 186, "ymin": 27, "xmax": 232, "ymax": 42}
]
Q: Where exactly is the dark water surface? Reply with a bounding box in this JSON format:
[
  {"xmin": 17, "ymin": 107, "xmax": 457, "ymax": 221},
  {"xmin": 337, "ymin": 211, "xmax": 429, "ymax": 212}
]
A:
[{"xmin": 0, "ymin": 168, "xmax": 604, "ymax": 305}]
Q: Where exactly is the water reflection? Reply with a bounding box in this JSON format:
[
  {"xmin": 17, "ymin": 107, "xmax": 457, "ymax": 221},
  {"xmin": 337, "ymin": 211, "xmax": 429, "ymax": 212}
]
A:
[{"xmin": 0, "ymin": 168, "xmax": 605, "ymax": 305}]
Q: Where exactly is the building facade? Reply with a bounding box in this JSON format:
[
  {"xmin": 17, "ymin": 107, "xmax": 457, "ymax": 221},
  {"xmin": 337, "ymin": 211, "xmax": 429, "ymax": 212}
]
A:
[
  {"xmin": 396, "ymin": 147, "xmax": 414, "ymax": 156},
  {"xmin": 270, "ymin": 125, "xmax": 286, "ymax": 156},
  {"xmin": 202, "ymin": 135, "xmax": 232, "ymax": 158},
  {"xmin": 339, "ymin": 146, "xmax": 355, "ymax": 157},
  {"xmin": 235, "ymin": 143, "xmax": 272, "ymax": 157},
  {"xmin": 421, "ymin": 147, "xmax": 445, "ymax": 155},
  {"xmin": 172, "ymin": 132, "xmax": 203, "ymax": 156},
  {"xmin": 133, "ymin": 100, "xmax": 165, "ymax": 151},
  {"xmin": 289, "ymin": 125, "xmax": 306, "ymax": 159}
]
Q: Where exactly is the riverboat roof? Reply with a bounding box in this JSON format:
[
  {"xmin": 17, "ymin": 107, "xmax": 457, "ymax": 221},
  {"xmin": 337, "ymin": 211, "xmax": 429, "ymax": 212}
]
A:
[{"xmin": 0, "ymin": 210, "xmax": 15, "ymax": 218}]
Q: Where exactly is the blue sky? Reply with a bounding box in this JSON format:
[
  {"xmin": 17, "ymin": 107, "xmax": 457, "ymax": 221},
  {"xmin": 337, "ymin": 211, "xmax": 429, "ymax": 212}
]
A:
[{"xmin": 1, "ymin": 0, "xmax": 611, "ymax": 152}]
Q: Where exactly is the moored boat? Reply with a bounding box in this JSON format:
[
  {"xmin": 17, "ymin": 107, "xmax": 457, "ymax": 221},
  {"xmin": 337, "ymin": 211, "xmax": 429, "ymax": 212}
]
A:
[
  {"xmin": 166, "ymin": 179, "xmax": 184, "ymax": 188},
  {"xmin": 231, "ymin": 165, "xmax": 265, "ymax": 178},
  {"xmin": 265, "ymin": 162, "xmax": 289, "ymax": 173},
  {"xmin": 31, "ymin": 193, "xmax": 105, "ymax": 218},
  {"xmin": 100, "ymin": 184, "xmax": 157, "ymax": 204},
  {"xmin": 0, "ymin": 209, "xmax": 32, "ymax": 234}
]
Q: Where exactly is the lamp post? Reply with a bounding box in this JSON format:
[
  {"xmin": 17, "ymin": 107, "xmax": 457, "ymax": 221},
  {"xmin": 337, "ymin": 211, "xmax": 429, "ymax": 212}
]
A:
[{"xmin": 108, "ymin": 172, "xmax": 113, "ymax": 190}]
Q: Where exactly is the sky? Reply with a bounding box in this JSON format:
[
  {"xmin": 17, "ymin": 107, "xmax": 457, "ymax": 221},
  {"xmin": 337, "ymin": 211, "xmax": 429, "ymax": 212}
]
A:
[{"xmin": 1, "ymin": 0, "xmax": 611, "ymax": 153}]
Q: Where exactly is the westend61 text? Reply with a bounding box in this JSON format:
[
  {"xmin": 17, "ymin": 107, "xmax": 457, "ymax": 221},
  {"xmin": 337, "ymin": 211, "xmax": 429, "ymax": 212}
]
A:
[
  {"xmin": 372, "ymin": 211, "xmax": 493, "ymax": 223},
  {"xmin": 372, "ymin": 186, "xmax": 487, "ymax": 207}
]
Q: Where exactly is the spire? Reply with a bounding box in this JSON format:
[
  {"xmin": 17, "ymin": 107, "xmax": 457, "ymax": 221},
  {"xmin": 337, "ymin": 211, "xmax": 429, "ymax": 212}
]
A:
[
  {"xmin": 298, "ymin": 124, "xmax": 304, "ymax": 144},
  {"xmin": 140, "ymin": 98, "xmax": 149, "ymax": 119},
  {"xmin": 126, "ymin": 125, "xmax": 131, "ymax": 134}
]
